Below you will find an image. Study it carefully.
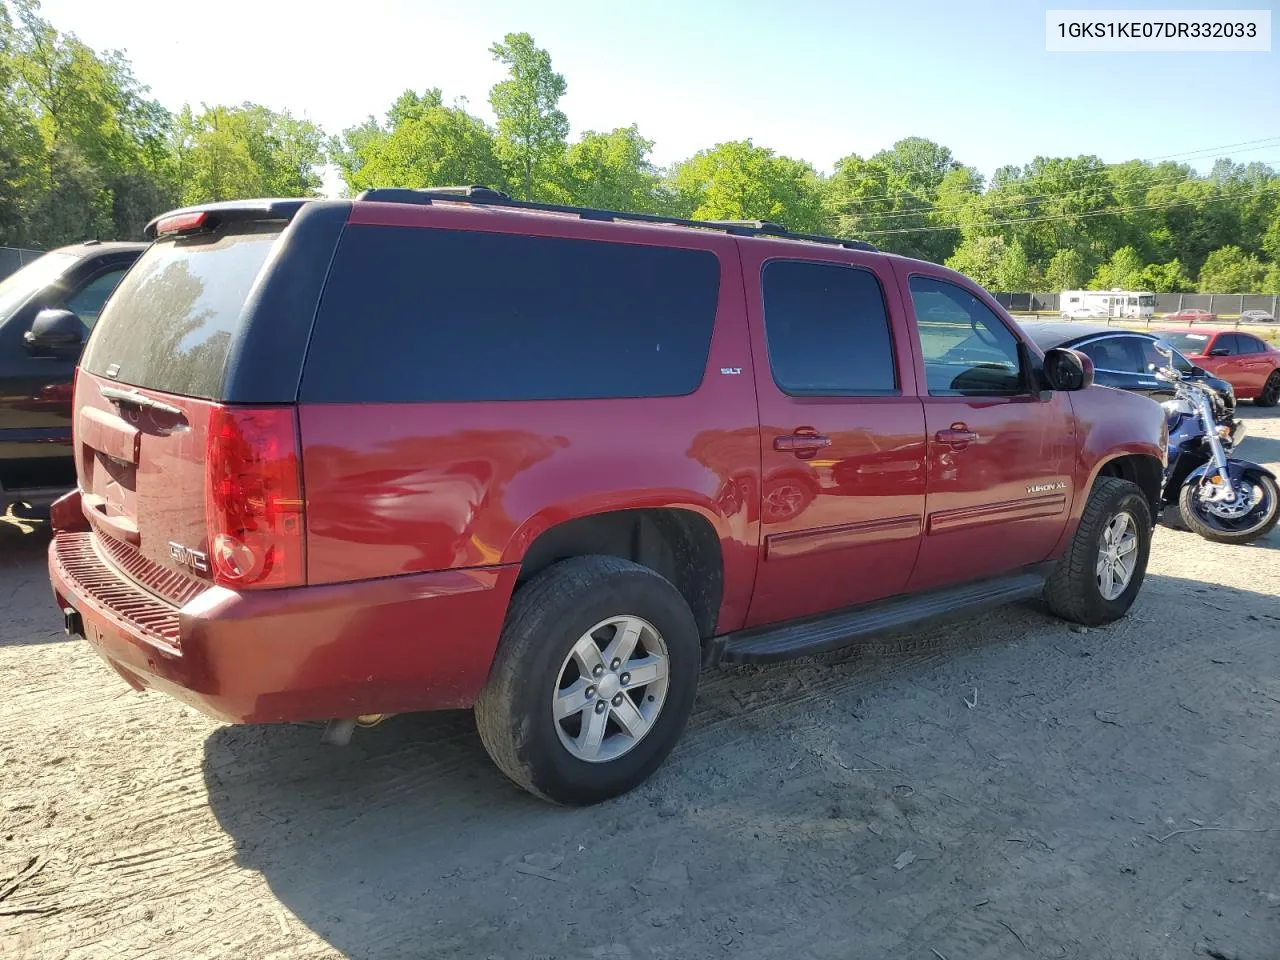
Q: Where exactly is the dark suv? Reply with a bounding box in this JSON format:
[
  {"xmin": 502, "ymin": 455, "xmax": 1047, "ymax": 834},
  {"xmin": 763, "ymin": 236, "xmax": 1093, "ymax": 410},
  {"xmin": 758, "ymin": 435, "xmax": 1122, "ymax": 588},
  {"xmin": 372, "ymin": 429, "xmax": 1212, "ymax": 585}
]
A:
[
  {"xmin": 47, "ymin": 189, "xmax": 1166, "ymax": 805},
  {"xmin": 0, "ymin": 241, "xmax": 145, "ymax": 511}
]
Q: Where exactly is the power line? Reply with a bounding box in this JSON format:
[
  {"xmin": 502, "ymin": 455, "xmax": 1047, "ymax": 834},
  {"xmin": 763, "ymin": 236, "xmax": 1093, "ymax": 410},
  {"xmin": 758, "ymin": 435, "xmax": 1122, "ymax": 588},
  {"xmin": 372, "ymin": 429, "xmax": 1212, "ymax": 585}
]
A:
[
  {"xmin": 836, "ymin": 158, "xmax": 1280, "ymax": 224},
  {"xmin": 1145, "ymin": 136, "xmax": 1280, "ymax": 161},
  {"xmin": 861, "ymin": 185, "xmax": 1275, "ymax": 237},
  {"xmin": 830, "ymin": 136, "xmax": 1280, "ymax": 211}
]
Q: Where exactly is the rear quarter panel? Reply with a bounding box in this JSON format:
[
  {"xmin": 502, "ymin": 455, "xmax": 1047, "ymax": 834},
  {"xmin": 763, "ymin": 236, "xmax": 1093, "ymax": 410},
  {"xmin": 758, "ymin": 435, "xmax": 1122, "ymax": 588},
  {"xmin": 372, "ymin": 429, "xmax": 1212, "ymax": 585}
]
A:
[{"xmin": 300, "ymin": 209, "xmax": 762, "ymax": 634}]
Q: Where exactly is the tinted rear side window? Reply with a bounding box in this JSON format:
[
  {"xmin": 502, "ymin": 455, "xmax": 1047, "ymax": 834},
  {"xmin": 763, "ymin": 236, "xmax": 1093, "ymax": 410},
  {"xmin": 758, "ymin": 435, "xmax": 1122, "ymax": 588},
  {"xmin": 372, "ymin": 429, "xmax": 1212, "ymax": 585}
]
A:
[
  {"xmin": 301, "ymin": 226, "xmax": 721, "ymax": 403},
  {"xmin": 81, "ymin": 226, "xmax": 282, "ymax": 399},
  {"xmin": 761, "ymin": 260, "xmax": 897, "ymax": 396},
  {"xmin": 1237, "ymin": 335, "xmax": 1264, "ymax": 355}
]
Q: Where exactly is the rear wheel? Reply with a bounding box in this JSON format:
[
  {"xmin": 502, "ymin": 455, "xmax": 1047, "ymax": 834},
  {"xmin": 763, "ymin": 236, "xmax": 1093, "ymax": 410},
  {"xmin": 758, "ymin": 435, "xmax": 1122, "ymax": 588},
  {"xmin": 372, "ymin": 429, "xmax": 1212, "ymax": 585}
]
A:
[
  {"xmin": 474, "ymin": 556, "xmax": 700, "ymax": 805},
  {"xmin": 1043, "ymin": 478, "xmax": 1152, "ymax": 626},
  {"xmin": 1255, "ymin": 371, "xmax": 1280, "ymax": 407}
]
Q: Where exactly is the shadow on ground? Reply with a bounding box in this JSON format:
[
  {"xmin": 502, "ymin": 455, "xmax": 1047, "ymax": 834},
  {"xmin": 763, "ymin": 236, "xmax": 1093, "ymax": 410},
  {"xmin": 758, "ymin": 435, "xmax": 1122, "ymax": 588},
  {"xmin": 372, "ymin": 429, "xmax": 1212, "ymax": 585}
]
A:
[
  {"xmin": 0, "ymin": 517, "xmax": 63, "ymax": 647},
  {"xmin": 203, "ymin": 573, "xmax": 1280, "ymax": 960}
]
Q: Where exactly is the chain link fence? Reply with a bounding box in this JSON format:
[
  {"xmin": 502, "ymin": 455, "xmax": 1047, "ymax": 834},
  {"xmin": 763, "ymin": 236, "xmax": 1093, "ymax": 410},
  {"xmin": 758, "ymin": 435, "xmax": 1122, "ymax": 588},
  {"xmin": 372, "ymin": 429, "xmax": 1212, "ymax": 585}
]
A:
[
  {"xmin": 994, "ymin": 291, "xmax": 1279, "ymax": 322},
  {"xmin": 0, "ymin": 246, "xmax": 45, "ymax": 281}
]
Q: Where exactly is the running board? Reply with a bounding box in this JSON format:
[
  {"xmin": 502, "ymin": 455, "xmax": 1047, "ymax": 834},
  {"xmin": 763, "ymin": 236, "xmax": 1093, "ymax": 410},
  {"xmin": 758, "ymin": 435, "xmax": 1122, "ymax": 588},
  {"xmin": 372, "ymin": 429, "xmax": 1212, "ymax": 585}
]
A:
[{"xmin": 709, "ymin": 572, "xmax": 1047, "ymax": 665}]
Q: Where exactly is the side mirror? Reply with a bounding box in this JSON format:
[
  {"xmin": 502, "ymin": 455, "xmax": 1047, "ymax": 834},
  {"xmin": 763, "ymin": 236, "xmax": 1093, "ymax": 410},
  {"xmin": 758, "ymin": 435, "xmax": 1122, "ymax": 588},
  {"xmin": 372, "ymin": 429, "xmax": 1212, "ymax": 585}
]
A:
[
  {"xmin": 1153, "ymin": 339, "xmax": 1175, "ymax": 360},
  {"xmin": 23, "ymin": 308, "xmax": 84, "ymax": 358},
  {"xmin": 1042, "ymin": 347, "xmax": 1094, "ymax": 392},
  {"xmin": 1208, "ymin": 347, "xmax": 1230, "ymax": 357}
]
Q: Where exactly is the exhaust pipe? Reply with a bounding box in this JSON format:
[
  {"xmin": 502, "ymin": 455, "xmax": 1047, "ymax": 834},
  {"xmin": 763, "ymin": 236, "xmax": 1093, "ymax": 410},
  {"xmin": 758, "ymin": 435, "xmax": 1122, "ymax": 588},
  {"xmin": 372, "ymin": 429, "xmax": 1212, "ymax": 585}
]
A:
[{"xmin": 320, "ymin": 714, "xmax": 391, "ymax": 746}]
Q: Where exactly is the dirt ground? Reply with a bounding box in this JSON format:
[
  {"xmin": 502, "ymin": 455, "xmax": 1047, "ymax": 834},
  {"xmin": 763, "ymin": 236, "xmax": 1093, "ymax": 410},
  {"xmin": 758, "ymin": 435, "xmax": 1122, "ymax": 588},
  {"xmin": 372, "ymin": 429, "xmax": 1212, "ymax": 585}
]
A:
[{"xmin": 2, "ymin": 412, "xmax": 1279, "ymax": 960}]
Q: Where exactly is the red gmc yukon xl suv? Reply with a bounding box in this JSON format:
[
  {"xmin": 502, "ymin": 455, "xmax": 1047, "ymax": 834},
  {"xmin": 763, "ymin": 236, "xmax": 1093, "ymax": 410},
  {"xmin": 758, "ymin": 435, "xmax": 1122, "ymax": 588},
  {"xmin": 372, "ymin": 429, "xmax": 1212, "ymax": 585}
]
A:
[{"xmin": 47, "ymin": 188, "xmax": 1167, "ymax": 805}]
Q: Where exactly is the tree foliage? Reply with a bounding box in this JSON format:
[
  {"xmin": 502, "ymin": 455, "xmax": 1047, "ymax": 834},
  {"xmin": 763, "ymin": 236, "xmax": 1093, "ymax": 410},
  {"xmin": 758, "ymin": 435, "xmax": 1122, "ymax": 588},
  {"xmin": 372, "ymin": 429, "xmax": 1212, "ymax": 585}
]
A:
[
  {"xmin": 1196, "ymin": 245, "xmax": 1267, "ymax": 293},
  {"xmin": 488, "ymin": 32, "xmax": 567, "ymax": 201},
  {"xmin": 329, "ymin": 91, "xmax": 504, "ymax": 196},
  {"xmin": 671, "ymin": 140, "xmax": 826, "ymax": 233},
  {"xmin": 172, "ymin": 103, "xmax": 325, "ymax": 204},
  {"xmin": 3, "ymin": 4, "xmax": 1280, "ymax": 300},
  {"xmin": 549, "ymin": 125, "xmax": 660, "ymax": 212},
  {"xmin": 0, "ymin": 0, "xmax": 327, "ymax": 246}
]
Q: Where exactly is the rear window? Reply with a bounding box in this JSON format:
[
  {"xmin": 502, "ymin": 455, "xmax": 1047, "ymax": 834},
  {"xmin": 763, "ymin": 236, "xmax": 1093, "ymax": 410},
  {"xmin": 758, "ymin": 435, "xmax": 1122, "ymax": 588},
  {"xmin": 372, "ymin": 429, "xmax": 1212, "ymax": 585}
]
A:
[
  {"xmin": 81, "ymin": 226, "xmax": 282, "ymax": 399},
  {"xmin": 300, "ymin": 225, "xmax": 721, "ymax": 403}
]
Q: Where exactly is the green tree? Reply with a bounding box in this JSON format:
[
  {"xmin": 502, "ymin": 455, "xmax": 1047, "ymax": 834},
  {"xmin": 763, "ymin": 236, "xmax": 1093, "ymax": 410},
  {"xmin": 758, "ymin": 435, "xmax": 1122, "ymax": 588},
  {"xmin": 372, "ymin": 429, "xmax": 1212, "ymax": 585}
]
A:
[
  {"xmin": 551, "ymin": 125, "xmax": 659, "ymax": 211},
  {"xmin": 995, "ymin": 240, "xmax": 1038, "ymax": 291},
  {"xmin": 0, "ymin": 7, "xmax": 43, "ymax": 243},
  {"xmin": 1197, "ymin": 245, "xmax": 1267, "ymax": 293},
  {"xmin": 1140, "ymin": 259, "xmax": 1193, "ymax": 293},
  {"xmin": 1045, "ymin": 249, "xmax": 1088, "ymax": 290},
  {"xmin": 870, "ymin": 137, "xmax": 960, "ymax": 195},
  {"xmin": 172, "ymin": 103, "xmax": 325, "ymax": 204},
  {"xmin": 1262, "ymin": 212, "xmax": 1280, "ymax": 263},
  {"xmin": 488, "ymin": 32, "xmax": 568, "ymax": 201},
  {"xmin": 328, "ymin": 115, "xmax": 383, "ymax": 191},
  {"xmin": 1088, "ymin": 246, "xmax": 1145, "ymax": 290},
  {"xmin": 945, "ymin": 235, "xmax": 1007, "ymax": 289},
  {"xmin": 670, "ymin": 140, "xmax": 827, "ymax": 234},
  {"xmin": 7, "ymin": 0, "xmax": 175, "ymax": 243},
  {"xmin": 1262, "ymin": 263, "xmax": 1280, "ymax": 295},
  {"xmin": 386, "ymin": 88, "xmax": 442, "ymax": 127},
  {"xmin": 330, "ymin": 95, "xmax": 503, "ymax": 196},
  {"xmin": 827, "ymin": 140, "xmax": 975, "ymax": 262}
]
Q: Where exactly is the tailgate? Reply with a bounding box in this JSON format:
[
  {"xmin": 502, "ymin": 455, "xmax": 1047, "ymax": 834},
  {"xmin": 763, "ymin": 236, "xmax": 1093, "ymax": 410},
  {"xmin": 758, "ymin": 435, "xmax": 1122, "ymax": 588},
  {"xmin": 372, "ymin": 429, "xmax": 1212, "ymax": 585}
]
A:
[
  {"xmin": 72, "ymin": 217, "xmax": 296, "ymax": 596},
  {"xmin": 74, "ymin": 369, "xmax": 216, "ymax": 597}
]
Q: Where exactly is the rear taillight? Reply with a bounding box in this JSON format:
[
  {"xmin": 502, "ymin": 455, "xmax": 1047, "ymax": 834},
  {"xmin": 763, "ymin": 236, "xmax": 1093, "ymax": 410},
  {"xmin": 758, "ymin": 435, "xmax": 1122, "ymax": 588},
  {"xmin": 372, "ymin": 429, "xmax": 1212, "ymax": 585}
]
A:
[{"xmin": 205, "ymin": 407, "xmax": 305, "ymax": 589}]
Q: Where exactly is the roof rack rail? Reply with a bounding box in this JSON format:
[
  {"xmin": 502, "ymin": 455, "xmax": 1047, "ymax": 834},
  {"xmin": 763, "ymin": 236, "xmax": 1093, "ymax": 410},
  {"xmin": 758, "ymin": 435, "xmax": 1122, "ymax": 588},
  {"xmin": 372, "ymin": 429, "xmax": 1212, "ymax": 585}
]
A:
[{"xmin": 353, "ymin": 186, "xmax": 877, "ymax": 252}]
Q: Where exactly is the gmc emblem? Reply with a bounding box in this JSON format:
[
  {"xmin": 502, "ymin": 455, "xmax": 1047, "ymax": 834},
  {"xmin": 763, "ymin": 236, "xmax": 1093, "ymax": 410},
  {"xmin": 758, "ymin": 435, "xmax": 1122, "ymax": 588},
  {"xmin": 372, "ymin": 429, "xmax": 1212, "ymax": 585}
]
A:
[{"xmin": 168, "ymin": 541, "xmax": 209, "ymax": 574}]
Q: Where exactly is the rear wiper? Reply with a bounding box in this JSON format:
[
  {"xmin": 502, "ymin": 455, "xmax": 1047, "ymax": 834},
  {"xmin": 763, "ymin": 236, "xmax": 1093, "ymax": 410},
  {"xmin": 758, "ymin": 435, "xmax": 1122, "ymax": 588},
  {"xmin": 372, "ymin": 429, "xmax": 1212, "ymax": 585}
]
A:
[{"xmin": 99, "ymin": 385, "xmax": 185, "ymax": 418}]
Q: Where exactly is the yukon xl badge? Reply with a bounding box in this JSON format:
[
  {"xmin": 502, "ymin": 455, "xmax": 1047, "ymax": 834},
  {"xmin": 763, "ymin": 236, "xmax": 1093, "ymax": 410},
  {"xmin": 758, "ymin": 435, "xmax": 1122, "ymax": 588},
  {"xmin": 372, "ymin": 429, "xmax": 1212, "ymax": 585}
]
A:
[
  {"xmin": 169, "ymin": 541, "xmax": 209, "ymax": 574},
  {"xmin": 1027, "ymin": 481, "xmax": 1068, "ymax": 494}
]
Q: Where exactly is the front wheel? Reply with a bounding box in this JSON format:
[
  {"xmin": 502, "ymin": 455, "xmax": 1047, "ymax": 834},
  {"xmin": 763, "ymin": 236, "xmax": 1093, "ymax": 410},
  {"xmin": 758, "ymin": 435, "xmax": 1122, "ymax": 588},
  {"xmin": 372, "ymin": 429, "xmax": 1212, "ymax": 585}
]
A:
[
  {"xmin": 1179, "ymin": 469, "xmax": 1279, "ymax": 544},
  {"xmin": 475, "ymin": 556, "xmax": 701, "ymax": 805},
  {"xmin": 1043, "ymin": 477, "xmax": 1153, "ymax": 626}
]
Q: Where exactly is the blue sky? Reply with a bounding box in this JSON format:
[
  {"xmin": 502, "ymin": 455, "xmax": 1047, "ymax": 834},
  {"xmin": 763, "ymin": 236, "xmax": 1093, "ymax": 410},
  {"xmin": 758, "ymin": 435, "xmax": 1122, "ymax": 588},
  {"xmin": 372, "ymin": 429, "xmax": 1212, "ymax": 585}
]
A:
[{"xmin": 38, "ymin": 0, "xmax": 1280, "ymax": 192}]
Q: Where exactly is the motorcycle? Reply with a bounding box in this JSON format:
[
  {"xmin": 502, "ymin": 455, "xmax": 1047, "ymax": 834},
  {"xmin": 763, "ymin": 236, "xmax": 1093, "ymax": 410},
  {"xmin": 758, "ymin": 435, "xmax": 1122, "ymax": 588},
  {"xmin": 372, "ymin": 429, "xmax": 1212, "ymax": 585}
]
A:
[{"xmin": 1153, "ymin": 340, "xmax": 1279, "ymax": 545}]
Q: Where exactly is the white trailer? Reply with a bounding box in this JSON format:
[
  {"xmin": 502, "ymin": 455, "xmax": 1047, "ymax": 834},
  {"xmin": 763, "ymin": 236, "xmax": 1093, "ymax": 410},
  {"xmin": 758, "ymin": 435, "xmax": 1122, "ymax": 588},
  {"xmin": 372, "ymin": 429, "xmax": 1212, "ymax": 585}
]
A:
[{"xmin": 1059, "ymin": 289, "xmax": 1155, "ymax": 321}]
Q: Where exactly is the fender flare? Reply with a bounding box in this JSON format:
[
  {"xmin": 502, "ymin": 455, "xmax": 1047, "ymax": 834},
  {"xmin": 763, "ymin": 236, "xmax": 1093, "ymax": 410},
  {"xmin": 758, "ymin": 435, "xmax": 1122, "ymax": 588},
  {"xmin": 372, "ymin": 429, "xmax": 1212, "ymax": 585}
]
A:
[{"xmin": 1183, "ymin": 458, "xmax": 1277, "ymax": 486}]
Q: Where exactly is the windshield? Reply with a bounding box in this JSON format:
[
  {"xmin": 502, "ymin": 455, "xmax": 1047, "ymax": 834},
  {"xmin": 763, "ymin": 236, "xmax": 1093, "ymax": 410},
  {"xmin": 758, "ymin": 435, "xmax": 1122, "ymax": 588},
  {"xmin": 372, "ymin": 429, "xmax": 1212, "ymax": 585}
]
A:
[
  {"xmin": 0, "ymin": 251, "xmax": 80, "ymax": 322},
  {"xmin": 81, "ymin": 226, "xmax": 283, "ymax": 399},
  {"xmin": 1158, "ymin": 331, "xmax": 1211, "ymax": 356}
]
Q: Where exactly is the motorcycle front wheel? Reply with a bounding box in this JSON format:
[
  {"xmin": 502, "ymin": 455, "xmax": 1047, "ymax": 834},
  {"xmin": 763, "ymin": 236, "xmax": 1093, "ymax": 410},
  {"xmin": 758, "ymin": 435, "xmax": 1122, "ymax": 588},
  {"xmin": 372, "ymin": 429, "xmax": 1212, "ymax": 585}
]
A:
[{"xmin": 1179, "ymin": 469, "xmax": 1280, "ymax": 544}]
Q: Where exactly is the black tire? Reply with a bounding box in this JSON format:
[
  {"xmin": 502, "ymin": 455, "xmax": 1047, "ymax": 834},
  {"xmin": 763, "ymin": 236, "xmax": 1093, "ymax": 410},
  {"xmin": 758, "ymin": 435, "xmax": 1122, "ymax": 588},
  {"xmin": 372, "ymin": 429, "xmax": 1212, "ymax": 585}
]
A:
[
  {"xmin": 1255, "ymin": 371, "xmax": 1280, "ymax": 408},
  {"xmin": 1178, "ymin": 470, "xmax": 1279, "ymax": 544},
  {"xmin": 474, "ymin": 555, "xmax": 700, "ymax": 805},
  {"xmin": 1043, "ymin": 477, "xmax": 1152, "ymax": 626}
]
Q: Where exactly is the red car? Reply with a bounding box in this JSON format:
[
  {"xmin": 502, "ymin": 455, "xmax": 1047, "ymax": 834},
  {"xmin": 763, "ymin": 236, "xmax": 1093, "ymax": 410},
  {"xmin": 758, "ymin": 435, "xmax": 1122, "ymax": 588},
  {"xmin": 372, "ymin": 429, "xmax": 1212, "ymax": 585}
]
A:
[
  {"xmin": 1157, "ymin": 329, "xmax": 1280, "ymax": 406},
  {"xmin": 1163, "ymin": 308, "xmax": 1217, "ymax": 324},
  {"xmin": 47, "ymin": 189, "xmax": 1165, "ymax": 804}
]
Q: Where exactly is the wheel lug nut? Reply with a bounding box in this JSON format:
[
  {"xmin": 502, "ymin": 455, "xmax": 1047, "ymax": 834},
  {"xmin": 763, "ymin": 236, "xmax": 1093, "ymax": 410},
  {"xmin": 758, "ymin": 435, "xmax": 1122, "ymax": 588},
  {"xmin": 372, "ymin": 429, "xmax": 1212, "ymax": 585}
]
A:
[
  {"xmin": 620, "ymin": 673, "xmax": 631, "ymax": 685},
  {"xmin": 612, "ymin": 694, "xmax": 624, "ymax": 706},
  {"xmin": 595, "ymin": 701, "xmax": 607, "ymax": 714},
  {"xmin": 585, "ymin": 685, "xmax": 596, "ymax": 698},
  {"xmin": 610, "ymin": 659, "xmax": 621, "ymax": 670},
  {"xmin": 592, "ymin": 665, "xmax": 604, "ymax": 677}
]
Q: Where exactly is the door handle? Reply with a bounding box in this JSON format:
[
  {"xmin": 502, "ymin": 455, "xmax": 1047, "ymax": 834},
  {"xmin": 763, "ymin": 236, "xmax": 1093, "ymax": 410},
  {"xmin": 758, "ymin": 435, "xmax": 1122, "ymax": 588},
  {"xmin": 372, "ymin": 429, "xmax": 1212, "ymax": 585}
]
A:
[
  {"xmin": 82, "ymin": 493, "xmax": 141, "ymax": 544},
  {"xmin": 935, "ymin": 423, "xmax": 978, "ymax": 448},
  {"xmin": 774, "ymin": 430, "xmax": 832, "ymax": 457}
]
